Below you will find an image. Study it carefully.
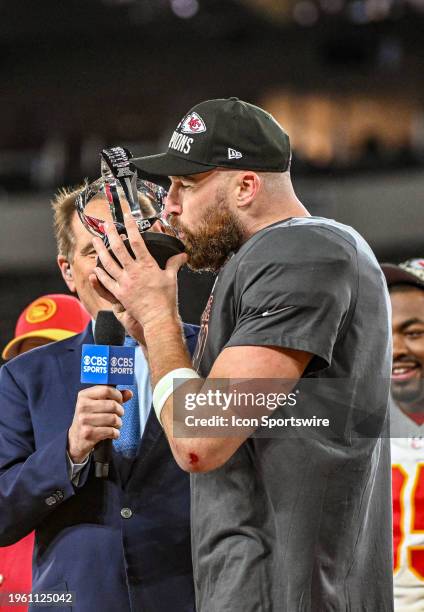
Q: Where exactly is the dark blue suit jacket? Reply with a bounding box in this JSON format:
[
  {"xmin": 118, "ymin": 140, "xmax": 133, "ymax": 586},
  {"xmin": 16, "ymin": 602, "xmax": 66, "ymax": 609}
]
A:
[{"xmin": 0, "ymin": 324, "xmax": 198, "ymax": 612}]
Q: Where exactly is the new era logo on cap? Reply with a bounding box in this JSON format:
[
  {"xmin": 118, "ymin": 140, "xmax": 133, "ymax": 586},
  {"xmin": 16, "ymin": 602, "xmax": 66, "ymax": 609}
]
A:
[{"xmin": 228, "ymin": 148, "xmax": 242, "ymax": 160}]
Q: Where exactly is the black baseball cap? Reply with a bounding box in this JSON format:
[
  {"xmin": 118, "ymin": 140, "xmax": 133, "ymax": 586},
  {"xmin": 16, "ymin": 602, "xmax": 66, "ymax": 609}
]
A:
[
  {"xmin": 131, "ymin": 97, "xmax": 291, "ymax": 177},
  {"xmin": 381, "ymin": 258, "xmax": 424, "ymax": 289}
]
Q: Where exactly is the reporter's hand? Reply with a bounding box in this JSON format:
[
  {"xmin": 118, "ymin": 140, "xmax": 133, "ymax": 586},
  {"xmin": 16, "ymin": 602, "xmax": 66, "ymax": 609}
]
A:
[
  {"xmin": 92, "ymin": 216, "xmax": 186, "ymax": 332},
  {"xmin": 67, "ymin": 385, "xmax": 132, "ymax": 463},
  {"xmin": 88, "ymin": 234, "xmax": 146, "ymax": 345},
  {"xmin": 89, "ymin": 273, "xmax": 145, "ymax": 345}
]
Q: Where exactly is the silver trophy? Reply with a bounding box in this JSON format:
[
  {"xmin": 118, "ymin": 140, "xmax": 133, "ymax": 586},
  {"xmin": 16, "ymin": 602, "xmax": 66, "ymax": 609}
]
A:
[{"xmin": 75, "ymin": 146, "xmax": 184, "ymax": 269}]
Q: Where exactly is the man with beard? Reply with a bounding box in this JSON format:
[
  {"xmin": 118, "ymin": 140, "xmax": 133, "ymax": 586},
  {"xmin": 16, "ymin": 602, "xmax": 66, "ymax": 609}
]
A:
[
  {"xmin": 91, "ymin": 98, "xmax": 394, "ymax": 611},
  {"xmin": 382, "ymin": 259, "xmax": 424, "ymax": 611}
]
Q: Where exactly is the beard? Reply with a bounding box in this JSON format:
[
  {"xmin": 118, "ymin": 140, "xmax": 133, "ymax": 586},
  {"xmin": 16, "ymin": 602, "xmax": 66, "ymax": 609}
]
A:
[
  {"xmin": 391, "ymin": 378, "xmax": 424, "ymax": 408},
  {"xmin": 169, "ymin": 189, "xmax": 245, "ymax": 272}
]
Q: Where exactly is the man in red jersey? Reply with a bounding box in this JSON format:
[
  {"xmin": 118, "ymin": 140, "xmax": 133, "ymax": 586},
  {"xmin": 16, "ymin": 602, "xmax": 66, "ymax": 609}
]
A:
[{"xmin": 382, "ymin": 259, "xmax": 424, "ymax": 611}]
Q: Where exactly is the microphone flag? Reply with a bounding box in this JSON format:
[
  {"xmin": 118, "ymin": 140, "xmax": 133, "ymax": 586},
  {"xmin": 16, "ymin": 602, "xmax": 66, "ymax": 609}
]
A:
[{"xmin": 81, "ymin": 344, "xmax": 135, "ymax": 385}]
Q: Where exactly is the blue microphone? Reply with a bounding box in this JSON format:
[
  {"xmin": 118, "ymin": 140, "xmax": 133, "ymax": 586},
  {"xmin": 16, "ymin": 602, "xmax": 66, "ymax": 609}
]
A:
[{"xmin": 80, "ymin": 311, "xmax": 135, "ymax": 478}]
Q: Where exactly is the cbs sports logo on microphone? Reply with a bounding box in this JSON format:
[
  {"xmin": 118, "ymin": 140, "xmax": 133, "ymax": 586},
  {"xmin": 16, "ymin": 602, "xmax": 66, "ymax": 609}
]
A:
[{"xmin": 81, "ymin": 344, "xmax": 135, "ymax": 385}]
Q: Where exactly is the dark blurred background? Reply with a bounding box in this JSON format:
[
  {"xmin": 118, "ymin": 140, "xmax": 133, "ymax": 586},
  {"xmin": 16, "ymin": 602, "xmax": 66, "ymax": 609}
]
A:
[{"xmin": 1, "ymin": 0, "xmax": 423, "ymax": 359}]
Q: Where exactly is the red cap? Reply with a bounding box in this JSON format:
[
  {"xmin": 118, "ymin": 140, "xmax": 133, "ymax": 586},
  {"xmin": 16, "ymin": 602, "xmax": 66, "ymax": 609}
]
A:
[{"xmin": 2, "ymin": 294, "xmax": 91, "ymax": 360}]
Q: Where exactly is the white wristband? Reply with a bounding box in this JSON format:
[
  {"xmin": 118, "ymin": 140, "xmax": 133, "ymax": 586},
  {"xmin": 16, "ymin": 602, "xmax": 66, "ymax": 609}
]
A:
[{"xmin": 153, "ymin": 367, "xmax": 201, "ymax": 425}]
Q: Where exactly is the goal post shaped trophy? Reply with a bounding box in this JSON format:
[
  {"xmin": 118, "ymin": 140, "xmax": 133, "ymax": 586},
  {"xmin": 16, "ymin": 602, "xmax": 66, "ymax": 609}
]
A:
[{"xmin": 75, "ymin": 146, "xmax": 185, "ymax": 271}]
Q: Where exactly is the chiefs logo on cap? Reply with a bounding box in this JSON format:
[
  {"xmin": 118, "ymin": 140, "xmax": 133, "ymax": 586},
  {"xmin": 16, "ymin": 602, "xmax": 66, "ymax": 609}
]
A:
[
  {"xmin": 401, "ymin": 258, "xmax": 424, "ymax": 281},
  {"xmin": 26, "ymin": 298, "xmax": 57, "ymax": 324},
  {"xmin": 180, "ymin": 112, "xmax": 206, "ymax": 135}
]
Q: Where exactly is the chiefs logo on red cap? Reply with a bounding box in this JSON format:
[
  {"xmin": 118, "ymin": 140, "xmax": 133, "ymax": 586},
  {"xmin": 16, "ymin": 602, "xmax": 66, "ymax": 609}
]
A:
[{"xmin": 26, "ymin": 298, "xmax": 57, "ymax": 324}]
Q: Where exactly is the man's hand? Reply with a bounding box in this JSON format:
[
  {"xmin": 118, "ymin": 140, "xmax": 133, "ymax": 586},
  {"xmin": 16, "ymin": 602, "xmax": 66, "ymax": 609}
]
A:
[
  {"xmin": 89, "ymin": 273, "xmax": 146, "ymax": 345},
  {"xmin": 90, "ymin": 215, "xmax": 187, "ymax": 334},
  {"xmin": 67, "ymin": 386, "xmax": 132, "ymax": 463}
]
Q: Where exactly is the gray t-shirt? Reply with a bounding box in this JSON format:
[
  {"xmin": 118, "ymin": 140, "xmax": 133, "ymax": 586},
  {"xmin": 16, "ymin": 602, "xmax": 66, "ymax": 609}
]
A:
[{"xmin": 191, "ymin": 217, "xmax": 394, "ymax": 612}]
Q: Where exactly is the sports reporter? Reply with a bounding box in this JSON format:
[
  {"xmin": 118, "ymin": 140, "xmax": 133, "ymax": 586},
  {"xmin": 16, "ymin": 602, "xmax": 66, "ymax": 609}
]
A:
[
  {"xmin": 0, "ymin": 185, "xmax": 197, "ymax": 611},
  {"xmin": 92, "ymin": 98, "xmax": 394, "ymax": 611}
]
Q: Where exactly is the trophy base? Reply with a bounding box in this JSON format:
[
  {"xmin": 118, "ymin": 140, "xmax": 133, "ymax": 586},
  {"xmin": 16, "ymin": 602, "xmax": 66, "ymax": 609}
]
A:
[{"xmin": 99, "ymin": 232, "xmax": 185, "ymax": 271}]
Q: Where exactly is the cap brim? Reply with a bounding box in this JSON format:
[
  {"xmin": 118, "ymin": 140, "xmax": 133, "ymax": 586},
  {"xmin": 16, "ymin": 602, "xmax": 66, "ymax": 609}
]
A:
[
  {"xmin": 131, "ymin": 152, "xmax": 216, "ymax": 177},
  {"xmin": 381, "ymin": 263, "xmax": 424, "ymax": 289},
  {"xmin": 2, "ymin": 329, "xmax": 76, "ymax": 361}
]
